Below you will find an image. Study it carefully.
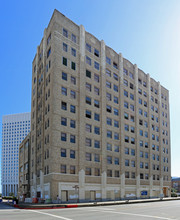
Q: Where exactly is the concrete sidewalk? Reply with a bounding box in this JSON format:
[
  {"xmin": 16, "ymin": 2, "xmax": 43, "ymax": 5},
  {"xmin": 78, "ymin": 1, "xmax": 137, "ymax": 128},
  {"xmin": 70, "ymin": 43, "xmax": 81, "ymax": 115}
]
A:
[{"xmin": 6, "ymin": 196, "xmax": 180, "ymax": 209}]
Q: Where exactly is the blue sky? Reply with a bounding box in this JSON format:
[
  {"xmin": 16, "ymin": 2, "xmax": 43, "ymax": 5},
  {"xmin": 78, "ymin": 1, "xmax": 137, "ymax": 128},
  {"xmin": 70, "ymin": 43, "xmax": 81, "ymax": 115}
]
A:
[{"xmin": 1, "ymin": 0, "xmax": 180, "ymax": 193}]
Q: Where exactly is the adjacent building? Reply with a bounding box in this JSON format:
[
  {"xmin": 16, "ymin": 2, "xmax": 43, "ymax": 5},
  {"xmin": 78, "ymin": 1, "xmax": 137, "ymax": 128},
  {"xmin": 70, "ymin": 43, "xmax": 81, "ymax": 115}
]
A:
[
  {"xmin": 1, "ymin": 113, "xmax": 31, "ymax": 196},
  {"xmin": 18, "ymin": 133, "xmax": 31, "ymax": 199},
  {"xmin": 171, "ymin": 177, "xmax": 180, "ymax": 193},
  {"xmin": 29, "ymin": 9, "xmax": 171, "ymax": 202}
]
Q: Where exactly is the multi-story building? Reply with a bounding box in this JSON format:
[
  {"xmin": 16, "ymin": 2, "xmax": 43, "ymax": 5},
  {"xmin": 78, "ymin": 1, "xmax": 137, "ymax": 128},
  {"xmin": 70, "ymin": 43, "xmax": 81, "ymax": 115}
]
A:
[
  {"xmin": 171, "ymin": 177, "xmax": 180, "ymax": 193},
  {"xmin": 18, "ymin": 133, "xmax": 31, "ymax": 199},
  {"xmin": 29, "ymin": 9, "xmax": 171, "ymax": 202},
  {"xmin": 1, "ymin": 113, "xmax": 31, "ymax": 196}
]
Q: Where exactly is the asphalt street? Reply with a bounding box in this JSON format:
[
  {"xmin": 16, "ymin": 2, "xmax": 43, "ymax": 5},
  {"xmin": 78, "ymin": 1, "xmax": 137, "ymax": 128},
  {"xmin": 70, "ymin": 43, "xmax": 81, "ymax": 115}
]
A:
[{"xmin": 0, "ymin": 200, "xmax": 180, "ymax": 220}]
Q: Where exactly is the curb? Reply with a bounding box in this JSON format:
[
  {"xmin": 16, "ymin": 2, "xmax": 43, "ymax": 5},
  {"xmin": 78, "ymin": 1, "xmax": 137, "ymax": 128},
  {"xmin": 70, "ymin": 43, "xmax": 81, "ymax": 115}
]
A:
[{"xmin": 12, "ymin": 197, "xmax": 180, "ymax": 210}]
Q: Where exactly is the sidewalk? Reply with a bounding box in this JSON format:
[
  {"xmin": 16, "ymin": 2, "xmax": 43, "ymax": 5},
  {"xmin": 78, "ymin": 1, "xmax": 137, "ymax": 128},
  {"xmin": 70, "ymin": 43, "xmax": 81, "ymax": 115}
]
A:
[{"xmin": 9, "ymin": 197, "xmax": 180, "ymax": 209}]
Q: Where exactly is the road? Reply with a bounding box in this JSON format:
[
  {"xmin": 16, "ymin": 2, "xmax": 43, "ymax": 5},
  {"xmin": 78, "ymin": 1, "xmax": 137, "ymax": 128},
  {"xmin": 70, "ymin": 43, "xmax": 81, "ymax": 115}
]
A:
[{"xmin": 0, "ymin": 200, "xmax": 180, "ymax": 220}]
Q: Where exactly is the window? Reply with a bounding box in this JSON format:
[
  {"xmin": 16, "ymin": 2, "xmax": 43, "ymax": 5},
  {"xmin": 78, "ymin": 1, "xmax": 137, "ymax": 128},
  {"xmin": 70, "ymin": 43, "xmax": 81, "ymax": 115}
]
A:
[
  {"xmin": 139, "ymin": 130, "xmax": 143, "ymax": 136},
  {"xmin": 47, "ymin": 48, "xmax": 51, "ymax": 58},
  {"xmin": 124, "ymin": 90, "xmax": 128, "ymax": 97},
  {"xmin": 130, "ymin": 104, "xmax": 134, "ymax": 111},
  {"xmin": 124, "ymin": 101, "xmax": 128, "ymax": 109},
  {"xmin": 71, "ymin": 76, "xmax": 76, "ymax": 85},
  {"xmin": 70, "ymin": 135, "xmax": 76, "ymax": 143},
  {"xmin": 125, "ymin": 147, "xmax": 129, "ymax": 155},
  {"xmin": 85, "ymin": 110, "xmax": 91, "ymax": 118},
  {"xmin": 125, "ymin": 159, "xmax": 129, "ymax": 166},
  {"xmin": 106, "ymin": 56, "xmax": 111, "ymax": 65},
  {"xmin": 139, "ymin": 98, "xmax": 142, "ymax": 105},
  {"xmin": 61, "ymin": 117, "xmax": 67, "ymax": 126},
  {"xmin": 94, "ymin": 154, "xmax": 100, "ymax": 162},
  {"xmin": 124, "ymin": 124, "xmax": 129, "ymax": 131},
  {"xmin": 138, "ymin": 88, "xmax": 142, "ymax": 94},
  {"xmin": 106, "ymin": 81, "xmax": 111, "ymax": 89},
  {"xmin": 62, "ymin": 72, "xmax": 67, "ymax": 81},
  {"xmin": 61, "ymin": 101, "xmax": 67, "ymax": 110},
  {"xmin": 94, "ymin": 113, "xmax": 100, "ymax": 121},
  {"xmin": 63, "ymin": 28, "xmax": 68, "ymax": 37},
  {"xmin": 71, "ymin": 34, "xmax": 76, "ymax": 43},
  {"xmin": 123, "ymin": 68, "xmax": 128, "ymax": 75},
  {"xmin": 114, "ymin": 108, "xmax": 119, "ymax": 116},
  {"xmin": 70, "ymin": 105, "xmax": 76, "ymax": 113},
  {"xmin": 62, "ymin": 57, "xmax": 67, "ymax": 66},
  {"xmin": 86, "ymin": 153, "xmax": 91, "ymax": 161},
  {"xmin": 125, "ymin": 136, "xmax": 129, "ymax": 143},
  {"xmin": 130, "ymin": 83, "xmax": 134, "ymax": 89},
  {"xmin": 86, "ymin": 124, "xmax": 92, "ymax": 133},
  {"xmin": 124, "ymin": 112, "xmax": 129, "ymax": 120},
  {"xmin": 61, "ymin": 148, "xmax": 66, "ymax": 157},
  {"xmin": 94, "ymin": 74, "xmax": 99, "ymax": 82},
  {"xmin": 61, "ymin": 133, "xmax": 66, "ymax": 141},
  {"xmin": 71, "ymin": 90, "xmax": 76, "ymax": 99},
  {"xmin": 124, "ymin": 79, "xmax": 128, "ymax": 86},
  {"xmin": 107, "ymin": 156, "xmax": 112, "ymax": 164},
  {"xmin": 94, "ymin": 48, "xmax": 99, "ymax": 57},
  {"xmin": 107, "ymin": 117, "xmax": 112, "ymax": 125},
  {"xmin": 113, "ymin": 62, "xmax": 118, "ymax": 69},
  {"xmin": 113, "ymin": 73, "xmax": 118, "ymax": 81},
  {"xmin": 107, "ymin": 130, "xmax": 112, "ymax": 138},
  {"xmin": 86, "ymin": 138, "xmax": 91, "ymax": 147},
  {"xmin": 106, "ymin": 93, "xmax": 111, "ymax": 101},
  {"xmin": 131, "ymin": 137, "xmax": 135, "ymax": 144},
  {"xmin": 140, "ymin": 162, "xmax": 144, "ymax": 168},
  {"xmin": 94, "ymin": 99, "xmax": 100, "ymax": 108},
  {"xmin": 114, "ymin": 132, "xmax": 119, "ymax": 140},
  {"xmin": 131, "ymin": 160, "xmax": 135, "ymax": 167},
  {"xmin": 129, "ymin": 72, "xmax": 134, "ymax": 79},
  {"xmin": 95, "ymin": 168, "xmax": 100, "ymax": 176},
  {"xmin": 86, "ymin": 96, "xmax": 91, "ymax": 105},
  {"xmin": 62, "ymin": 87, "xmax": 67, "ymax": 96},
  {"xmin": 86, "ymin": 69, "xmax": 91, "ymax": 78},
  {"xmin": 94, "ymin": 126, "xmax": 100, "ymax": 135},
  {"xmin": 131, "ymin": 149, "xmax": 135, "ymax": 156},
  {"xmin": 94, "ymin": 61, "xmax": 100, "ymax": 70},
  {"xmin": 94, "ymin": 87, "xmax": 99, "ymax": 95},
  {"xmin": 107, "ymin": 143, "xmax": 112, "ymax": 151},
  {"xmin": 114, "ymin": 145, "xmax": 119, "ymax": 152},
  {"xmin": 70, "ymin": 150, "xmax": 75, "ymax": 159},
  {"xmin": 70, "ymin": 120, "xmax": 76, "ymax": 128},
  {"xmin": 61, "ymin": 164, "xmax": 66, "ymax": 173},
  {"xmin": 94, "ymin": 140, "xmax": 100, "ymax": 148},
  {"xmin": 86, "ymin": 56, "xmax": 91, "ymax": 65},
  {"xmin": 86, "ymin": 43, "xmax": 91, "ymax": 52},
  {"xmin": 63, "ymin": 43, "xmax": 68, "ymax": 52},
  {"xmin": 85, "ymin": 167, "xmax": 91, "ymax": 175},
  {"xmin": 70, "ymin": 165, "xmax": 76, "ymax": 174},
  {"xmin": 114, "ymin": 120, "xmax": 119, "ymax": 128},
  {"xmin": 106, "ymin": 69, "xmax": 111, "ymax": 77},
  {"xmin": 114, "ymin": 157, "xmax": 119, "ymax": 165},
  {"xmin": 71, "ymin": 48, "xmax": 76, "ymax": 57},
  {"xmin": 115, "ymin": 170, "xmax": 120, "ymax": 177},
  {"xmin": 106, "ymin": 105, "xmax": 112, "ymax": 113},
  {"xmin": 114, "ymin": 84, "xmax": 118, "ymax": 92},
  {"xmin": 71, "ymin": 61, "xmax": 76, "ymax": 70}
]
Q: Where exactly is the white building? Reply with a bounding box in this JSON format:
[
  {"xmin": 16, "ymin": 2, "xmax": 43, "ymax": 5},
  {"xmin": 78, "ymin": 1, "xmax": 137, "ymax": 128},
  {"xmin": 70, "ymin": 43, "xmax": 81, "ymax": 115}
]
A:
[{"xmin": 1, "ymin": 113, "xmax": 31, "ymax": 196}]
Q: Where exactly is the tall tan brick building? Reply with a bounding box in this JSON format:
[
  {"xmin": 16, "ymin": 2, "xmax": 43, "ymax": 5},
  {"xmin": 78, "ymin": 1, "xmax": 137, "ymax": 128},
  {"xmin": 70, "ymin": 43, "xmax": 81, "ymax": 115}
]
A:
[{"xmin": 29, "ymin": 9, "xmax": 171, "ymax": 202}]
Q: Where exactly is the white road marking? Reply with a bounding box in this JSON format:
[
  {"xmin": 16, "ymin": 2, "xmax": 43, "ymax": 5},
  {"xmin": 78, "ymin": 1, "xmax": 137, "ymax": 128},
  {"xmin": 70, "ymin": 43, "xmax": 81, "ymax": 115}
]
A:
[
  {"xmin": 91, "ymin": 209, "xmax": 175, "ymax": 220},
  {"xmin": 27, "ymin": 210, "xmax": 73, "ymax": 220}
]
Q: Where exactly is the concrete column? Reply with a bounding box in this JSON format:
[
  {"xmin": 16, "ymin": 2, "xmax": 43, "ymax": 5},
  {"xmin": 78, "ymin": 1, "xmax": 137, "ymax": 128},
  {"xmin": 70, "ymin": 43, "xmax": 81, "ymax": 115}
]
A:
[
  {"xmin": 100, "ymin": 40, "xmax": 107, "ymax": 201},
  {"xmin": 149, "ymin": 175, "xmax": 153, "ymax": 198},
  {"xmin": 40, "ymin": 170, "xmax": 44, "ymax": 198},
  {"xmin": 147, "ymin": 74, "xmax": 153, "ymax": 196},
  {"xmin": 78, "ymin": 25, "xmax": 86, "ymax": 201},
  {"xmin": 79, "ymin": 169, "xmax": 85, "ymax": 201},
  {"xmin": 119, "ymin": 53, "xmax": 125, "ymax": 199},
  {"xmin": 134, "ymin": 64, "xmax": 140, "ymax": 198},
  {"xmin": 158, "ymin": 82, "xmax": 163, "ymax": 194}
]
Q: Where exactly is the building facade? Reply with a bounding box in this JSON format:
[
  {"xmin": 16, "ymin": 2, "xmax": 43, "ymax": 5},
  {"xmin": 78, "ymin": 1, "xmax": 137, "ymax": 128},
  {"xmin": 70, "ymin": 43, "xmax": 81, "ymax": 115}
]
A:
[
  {"xmin": 30, "ymin": 9, "xmax": 171, "ymax": 202},
  {"xmin": 18, "ymin": 133, "xmax": 31, "ymax": 200},
  {"xmin": 171, "ymin": 178, "xmax": 180, "ymax": 193},
  {"xmin": 1, "ymin": 113, "xmax": 31, "ymax": 196}
]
